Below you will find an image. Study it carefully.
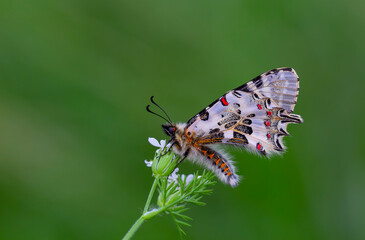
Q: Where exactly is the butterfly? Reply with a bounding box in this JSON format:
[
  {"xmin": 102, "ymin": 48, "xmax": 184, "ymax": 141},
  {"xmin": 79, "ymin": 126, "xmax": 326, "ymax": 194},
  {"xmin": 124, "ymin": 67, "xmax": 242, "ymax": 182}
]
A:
[{"xmin": 147, "ymin": 67, "xmax": 303, "ymax": 187}]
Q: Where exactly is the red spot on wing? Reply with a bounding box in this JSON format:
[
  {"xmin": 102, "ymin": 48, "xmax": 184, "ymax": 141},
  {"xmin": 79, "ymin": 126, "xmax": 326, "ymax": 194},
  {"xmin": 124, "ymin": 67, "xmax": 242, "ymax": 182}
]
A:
[
  {"xmin": 264, "ymin": 121, "xmax": 270, "ymax": 126},
  {"xmin": 220, "ymin": 96, "xmax": 229, "ymax": 106},
  {"xmin": 267, "ymin": 133, "xmax": 271, "ymax": 139},
  {"xmin": 267, "ymin": 111, "xmax": 272, "ymax": 116},
  {"xmin": 256, "ymin": 143, "xmax": 263, "ymax": 151},
  {"xmin": 257, "ymin": 104, "xmax": 262, "ymax": 110}
]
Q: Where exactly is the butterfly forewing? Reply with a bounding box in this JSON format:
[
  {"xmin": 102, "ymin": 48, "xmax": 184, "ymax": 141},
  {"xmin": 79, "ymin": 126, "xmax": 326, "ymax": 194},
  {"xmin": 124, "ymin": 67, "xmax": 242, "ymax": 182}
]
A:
[
  {"xmin": 235, "ymin": 67, "xmax": 299, "ymax": 112},
  {"xmin": 185, "ymin": 67, "xmax": 303, "ymax": 155}
]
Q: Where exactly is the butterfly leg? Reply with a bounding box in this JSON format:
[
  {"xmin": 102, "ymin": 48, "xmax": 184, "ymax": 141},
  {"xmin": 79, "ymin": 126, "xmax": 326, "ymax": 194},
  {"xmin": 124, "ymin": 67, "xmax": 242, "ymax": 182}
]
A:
[
  {"xmin": 158, "ymin": 138, "xmax": 177, "ymax": 158},
  {"xmin": 174, "ymin": 148, "xmax": 190, "ymax": 169}
]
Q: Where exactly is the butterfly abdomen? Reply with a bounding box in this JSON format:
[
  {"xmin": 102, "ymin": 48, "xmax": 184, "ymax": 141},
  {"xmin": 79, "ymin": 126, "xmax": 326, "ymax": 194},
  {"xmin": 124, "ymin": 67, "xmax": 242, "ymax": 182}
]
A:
[{"xmin": 195, "ymin": 146, "xmax": 239, "ymax": 187}]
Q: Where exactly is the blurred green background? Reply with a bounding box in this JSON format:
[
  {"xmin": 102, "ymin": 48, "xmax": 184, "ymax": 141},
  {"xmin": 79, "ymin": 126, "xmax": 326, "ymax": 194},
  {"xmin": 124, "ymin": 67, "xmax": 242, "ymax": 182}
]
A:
[{"xmin": 0, "ymin": 0, "xmax": 364, "ymax": 239}]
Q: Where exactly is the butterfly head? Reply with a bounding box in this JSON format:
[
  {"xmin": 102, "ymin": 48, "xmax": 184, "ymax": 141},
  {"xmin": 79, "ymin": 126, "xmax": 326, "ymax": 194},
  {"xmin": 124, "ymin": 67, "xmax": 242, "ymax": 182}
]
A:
[
  {"xmin": 147, "ymin": 96, "xmax": 176, "ymax": 138},
  {"xmin": 162, "ymin": 124, "xmax": 176, "ymax": 137}
]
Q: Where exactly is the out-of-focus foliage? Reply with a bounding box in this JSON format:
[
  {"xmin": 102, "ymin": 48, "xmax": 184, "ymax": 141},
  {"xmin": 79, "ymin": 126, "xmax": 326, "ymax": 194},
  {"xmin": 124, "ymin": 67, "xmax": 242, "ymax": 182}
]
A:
[{"xmin": 0, "ymin": 0, "xmax": 364, "ymax": 239}]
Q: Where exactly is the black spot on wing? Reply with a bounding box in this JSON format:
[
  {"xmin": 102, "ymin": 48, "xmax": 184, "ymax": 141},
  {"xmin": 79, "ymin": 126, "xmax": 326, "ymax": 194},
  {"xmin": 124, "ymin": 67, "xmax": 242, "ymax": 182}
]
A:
[
  {"xmin": 279, "ymin": 128, "xmax": 288, "ymax": 135},
  {"xmin": 200, "ymin": 111, "xmax": 209, "ymax": 121},
  {"xmin": 279, "ymin": 67, "xmax": 293, "ymax": 72},
  {"xmin": 227, "ymin": 138, "xmax": 248, "ymax": 145},
  {"xmin": 224, "ymin": 121, "xmax": 237, "ymax": 129},
  {"xmin": 234, "ymin": 83, "xmax": 252, "ymax": 92},
  {"xmin": 233, "ymin": 132, "xmax": 248, "ymax": 142},
  {"xmin": 276, "ymin": 139, "xmax": 283, "ymax": 150},
  {"xmin": 247, "ymin": 113, "xmax": 255, "ymax": 118},
  {"xmin": 210, "ymin": 132, "xmax": 224, "ymax": 139},
  {"xmin": 234, "ymin": 124, "xmax": 253, "ymax": 135},
  {"xmin": 278, "ymin": 111, "xmax": 303, "ymax": 123},
  {"xmin": 218, "ymin": 113, "xmax": 240, "ymax": 126},
  {"xmin": 232, "ymin": 91, "xmax": 242, "ymax": 98},
  {"xmin": 232, "ymin": 103, "xmax": 240, "ymax": 108},
  {"xmin": 253, "ymin": 77, "xmax": 263, "ymax": 88},
  {"xmin": 242, "ymin": 119, "xmax": 252, "ymax": 125},
  {"xmin": 209, "ymin": 128, "xmax": 220, "ymax": 134}
]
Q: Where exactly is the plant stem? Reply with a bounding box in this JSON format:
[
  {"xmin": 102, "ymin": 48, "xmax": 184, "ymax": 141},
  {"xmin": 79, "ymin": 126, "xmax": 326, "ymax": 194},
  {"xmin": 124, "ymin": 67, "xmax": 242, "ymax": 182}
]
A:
[
  {"xmin": 143, "ymin": 178, "xmax": 158, "ymax": 214},
  {"xmin": 122, "ymin": 217, "xmax": 144, "ymax": 240},
  {"xmin": 122, "ymin": 178, "xmax": 159, "ymax": 240}
]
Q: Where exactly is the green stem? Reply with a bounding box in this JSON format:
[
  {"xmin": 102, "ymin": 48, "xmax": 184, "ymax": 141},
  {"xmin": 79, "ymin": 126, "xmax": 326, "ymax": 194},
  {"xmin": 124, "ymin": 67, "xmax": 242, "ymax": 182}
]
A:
[
  {"xmin": 122, "ymin": 217, "xmax": 145, "ymax": 240},
  {"xmin": 122, "ymin": 178, "xmax": 159, "ymax": 240},
  {"xmin": 143, "ymin": 178, "xmax": 158, "ymax": 214}
]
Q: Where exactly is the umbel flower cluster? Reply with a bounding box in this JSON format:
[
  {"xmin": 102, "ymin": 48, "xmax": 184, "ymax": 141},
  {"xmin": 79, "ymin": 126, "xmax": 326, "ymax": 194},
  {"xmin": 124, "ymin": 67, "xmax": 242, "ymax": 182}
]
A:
[{"xmin": 122, "ymin": 138, "xmax": 216, "ymax": 240}]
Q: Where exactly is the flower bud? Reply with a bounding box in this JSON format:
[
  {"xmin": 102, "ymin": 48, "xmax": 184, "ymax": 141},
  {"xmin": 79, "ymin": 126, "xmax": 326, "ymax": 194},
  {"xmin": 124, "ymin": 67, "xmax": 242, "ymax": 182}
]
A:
[
  {"xmin": 157, "ymin": 190, "xmax": 180, "ymax": 208},
  {"xmin": 165, "ymin": 191, "xmax": 180, "ymax": 206},
  {"xmin": 152, "ymin": 151, "xmax": 180, "ymax": 178}
]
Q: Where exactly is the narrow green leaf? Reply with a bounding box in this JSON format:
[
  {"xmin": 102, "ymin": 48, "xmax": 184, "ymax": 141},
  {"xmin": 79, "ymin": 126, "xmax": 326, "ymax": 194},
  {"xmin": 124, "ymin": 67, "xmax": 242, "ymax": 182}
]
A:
[
  {"xmin": 172, "ymin": 212, "xmax": 192, "ymax": 221},
  {"xmin": 174, "ymin": 207, "xmax": 189, "ymax": 214},
  {"xmin": 193, "ymin": 201, "xmax": 206, "ymax": 206},
  {"xmin": 175, "ymin": 219, "xmax": 192, "ymax": 227}
]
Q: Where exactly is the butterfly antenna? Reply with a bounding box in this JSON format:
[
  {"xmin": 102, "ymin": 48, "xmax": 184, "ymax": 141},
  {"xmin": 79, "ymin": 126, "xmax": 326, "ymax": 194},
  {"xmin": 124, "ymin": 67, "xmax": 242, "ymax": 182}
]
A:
[
  {"xmin": 146, "ymin": 105, "xmax": 171, "ymax": 123},
  {"xmin": 150, "ymin": 96, "xmax": 173, "ymax": 123}
]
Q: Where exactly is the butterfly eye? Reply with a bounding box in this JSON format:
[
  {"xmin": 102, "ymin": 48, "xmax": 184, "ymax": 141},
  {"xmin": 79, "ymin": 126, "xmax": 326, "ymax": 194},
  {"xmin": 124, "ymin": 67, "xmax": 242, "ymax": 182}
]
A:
[{"xmin": 169, "ymin": 126, "xmax": 175, "ymax": 133}]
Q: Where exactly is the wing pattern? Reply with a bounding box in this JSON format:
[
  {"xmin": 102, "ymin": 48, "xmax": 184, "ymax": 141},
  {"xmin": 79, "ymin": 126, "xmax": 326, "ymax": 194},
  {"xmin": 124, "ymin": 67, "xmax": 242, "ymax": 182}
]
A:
[{"xmin": 185, "ymin": 68, "xmax": 303, "ymax": 156}]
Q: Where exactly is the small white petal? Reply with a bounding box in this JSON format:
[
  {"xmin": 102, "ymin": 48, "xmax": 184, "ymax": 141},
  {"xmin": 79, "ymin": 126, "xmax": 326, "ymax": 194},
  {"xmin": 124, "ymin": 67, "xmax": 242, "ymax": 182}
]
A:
[
  {"xmin": 185, "ymin": 174, "xmax": 194, "ymax": 184},
  {"xmin": 144, "ymin": 160, "xmax": 153, "ymax": 167},
  {"xmin": 148, "ymin": 137, "xmax": 161, "ymax": 147},
  {"xmin": 168, "ymin": 168, "xmax": 179, "ymax": 183},
  {"xmin": 159, "ymin": 139, "xmax": 166, "ymax": 148},
  {"xmin": 171, "ymin": 168, "xmax": 179, "ymax": 178}
]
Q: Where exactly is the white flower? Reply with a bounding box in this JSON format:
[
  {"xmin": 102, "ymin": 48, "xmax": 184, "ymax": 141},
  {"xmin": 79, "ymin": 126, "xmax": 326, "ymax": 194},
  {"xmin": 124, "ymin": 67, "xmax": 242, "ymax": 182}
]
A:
[
  {"xmin": 144, "ymin": 160, "xmax": 153, "ymax": 167},
  {"xmin": 181, "ymin": 174, "xmax": 194, "ymax": 185},
  {"xmin": 167, "ymin": 168, "xmax": 197, "ymax": 186},
  {"xmin": 145, "ymin": 137, "xmax": 166, "ymax": 168},
  {"xmin": 148, "ymin": 137, "xmax": 168, "ymax": 154},
  {"xmin": 167, "ymin": 168, "xmax": 179, "ymax": 183},
  {"xmin": 148, "ymin": 137, "xmax": 166, "ymax": 149}
]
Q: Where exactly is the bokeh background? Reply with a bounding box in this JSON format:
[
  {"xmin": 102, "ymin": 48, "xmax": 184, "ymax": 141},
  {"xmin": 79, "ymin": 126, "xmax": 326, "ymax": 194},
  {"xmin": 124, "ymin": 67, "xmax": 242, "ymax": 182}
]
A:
[{"xmin": 1, "ymin": 0, "xmax": 364, "ymax": 239}]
